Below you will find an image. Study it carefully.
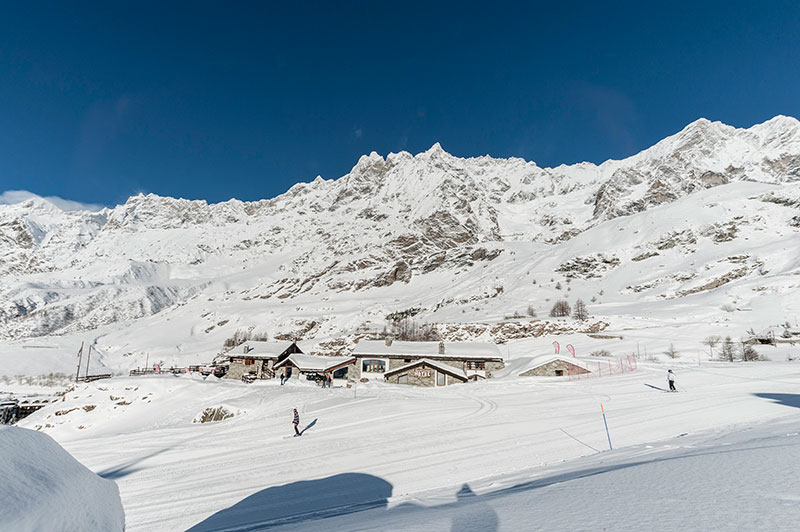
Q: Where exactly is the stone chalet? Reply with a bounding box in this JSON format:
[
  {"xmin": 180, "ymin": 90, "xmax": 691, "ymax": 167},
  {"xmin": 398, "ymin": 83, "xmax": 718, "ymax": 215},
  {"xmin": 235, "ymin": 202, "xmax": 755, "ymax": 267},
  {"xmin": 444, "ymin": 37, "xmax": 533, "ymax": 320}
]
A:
[
  {"xmin": 273, "ymin": 354, "xmax": 355, "ymax": 383},
  {"xmin": 224, "ymin": 341, "xmax": 303, "ymax": 380},
  {"xmin": 519, "ymin": 356, "xmax": 590, "ymax": 377},
  {"xmin": 351, "ymin": 339, "xmax": 504, "ymax": 386}
]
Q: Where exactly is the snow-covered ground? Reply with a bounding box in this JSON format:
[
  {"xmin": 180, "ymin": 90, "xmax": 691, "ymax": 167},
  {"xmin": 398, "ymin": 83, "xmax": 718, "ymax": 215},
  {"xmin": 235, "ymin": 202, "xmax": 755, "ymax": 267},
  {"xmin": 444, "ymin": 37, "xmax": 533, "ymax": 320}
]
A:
[
  {"xmin": 18, "ymin": 358, "xmax": 800, "ymax": 531},
  {"xmin": 0, "ymin": 425, "xmax": 125, "ymax": 532}
]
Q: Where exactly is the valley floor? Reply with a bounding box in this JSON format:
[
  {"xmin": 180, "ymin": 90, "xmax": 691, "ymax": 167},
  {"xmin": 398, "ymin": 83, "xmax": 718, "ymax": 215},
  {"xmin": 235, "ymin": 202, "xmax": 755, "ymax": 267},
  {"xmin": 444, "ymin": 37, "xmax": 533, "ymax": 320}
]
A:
[{"xmin": 19, "ymin": 360, "xmax": 800, "ymax": 531}]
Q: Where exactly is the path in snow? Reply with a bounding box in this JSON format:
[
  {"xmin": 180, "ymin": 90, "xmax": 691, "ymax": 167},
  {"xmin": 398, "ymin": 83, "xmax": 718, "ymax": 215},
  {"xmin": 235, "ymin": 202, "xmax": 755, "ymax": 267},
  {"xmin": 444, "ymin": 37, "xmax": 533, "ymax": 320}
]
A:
[{"xmin": 21, "ymin": 361, "xmax": 800, "ymax": 531}]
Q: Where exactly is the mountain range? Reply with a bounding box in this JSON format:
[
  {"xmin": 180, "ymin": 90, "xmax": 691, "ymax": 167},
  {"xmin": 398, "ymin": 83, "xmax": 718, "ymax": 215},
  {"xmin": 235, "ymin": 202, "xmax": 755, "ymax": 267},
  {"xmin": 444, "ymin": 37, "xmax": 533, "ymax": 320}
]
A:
[{"xmin": 2, "ymin": 116, "xmax": 800, "ymax": 372}]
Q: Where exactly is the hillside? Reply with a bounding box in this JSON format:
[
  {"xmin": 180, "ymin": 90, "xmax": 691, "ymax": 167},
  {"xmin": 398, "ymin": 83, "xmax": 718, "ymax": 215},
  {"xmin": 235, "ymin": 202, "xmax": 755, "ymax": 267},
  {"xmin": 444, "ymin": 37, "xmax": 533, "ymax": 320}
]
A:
[{"xmin": 2, "ymin": 116, "xmax": 800, "ymax": 375}]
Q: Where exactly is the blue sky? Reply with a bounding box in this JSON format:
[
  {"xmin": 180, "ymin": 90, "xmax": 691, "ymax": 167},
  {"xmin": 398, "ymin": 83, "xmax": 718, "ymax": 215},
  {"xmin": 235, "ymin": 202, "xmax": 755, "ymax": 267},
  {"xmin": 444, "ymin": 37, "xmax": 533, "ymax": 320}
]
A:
[{"xmin": 1, "ymin": 1, "xmax": 799, "ymax": 208}]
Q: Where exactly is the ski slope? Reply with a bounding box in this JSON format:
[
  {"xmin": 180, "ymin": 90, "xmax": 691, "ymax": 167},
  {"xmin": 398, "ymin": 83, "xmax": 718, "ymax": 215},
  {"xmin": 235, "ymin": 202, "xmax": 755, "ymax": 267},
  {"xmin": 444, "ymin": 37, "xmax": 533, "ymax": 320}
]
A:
[{"xmin": 18, "ymin": 359, "xmax": 800, "ymax": 531}]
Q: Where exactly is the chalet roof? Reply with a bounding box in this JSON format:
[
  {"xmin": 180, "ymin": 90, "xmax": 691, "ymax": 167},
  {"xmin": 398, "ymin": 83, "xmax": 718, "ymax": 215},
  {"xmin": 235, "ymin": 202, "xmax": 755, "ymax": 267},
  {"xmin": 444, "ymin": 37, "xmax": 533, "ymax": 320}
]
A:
[
  {"xmin": 273, "ymin": 354, "xmax": 354, "ymax": 372},
  {"xmin": 384, "ymin": 358, "xmax": 467, "ymax": 381},
  {"xmin": 232, "ymin": 341, "xmax": 300, "ymax": 359},
  {"xmin": 353, "ymin": 340, "xmax": 503, "ymax": 361},
  {"xmin": 519, "ymin": 356, "xmax": 587, "ymax": 374}
]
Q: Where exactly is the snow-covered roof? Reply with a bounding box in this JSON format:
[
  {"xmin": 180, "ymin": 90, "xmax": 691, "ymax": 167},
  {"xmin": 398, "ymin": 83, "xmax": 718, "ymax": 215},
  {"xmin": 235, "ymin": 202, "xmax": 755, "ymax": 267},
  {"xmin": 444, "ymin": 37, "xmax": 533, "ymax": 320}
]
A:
[
  {"xmin": 273, "ymin": 354, "xmax": 354, "ymax": 372},
  {"xmin": 516, "ymin": 356, "xmax": 588, "ymax": 375},
  {"xmin": 235, "ymin": 341, "xmax": 300, "ymax": 359},
  {"xmin": 353, "ymin": 340, "xmax": 503, "ymax": 360},
  {"xmin": 384, "ymin": 358, "xmax": 467, "ymax": 380}
]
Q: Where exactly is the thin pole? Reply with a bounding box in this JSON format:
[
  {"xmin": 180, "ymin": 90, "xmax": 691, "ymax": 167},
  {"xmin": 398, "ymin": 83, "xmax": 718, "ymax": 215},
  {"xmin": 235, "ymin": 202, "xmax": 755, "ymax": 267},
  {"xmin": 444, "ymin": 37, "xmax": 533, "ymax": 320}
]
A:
[
  {"xmin": 601, "ymin": 403, "xmax": 613, "ymax": 451},
  {"xmin": 85, "ymin": 345, "xmax": 92, "ymax": 378},
  {"xmin": 75, "ymin": 341, "xmax": 84, "ymax": 382}
]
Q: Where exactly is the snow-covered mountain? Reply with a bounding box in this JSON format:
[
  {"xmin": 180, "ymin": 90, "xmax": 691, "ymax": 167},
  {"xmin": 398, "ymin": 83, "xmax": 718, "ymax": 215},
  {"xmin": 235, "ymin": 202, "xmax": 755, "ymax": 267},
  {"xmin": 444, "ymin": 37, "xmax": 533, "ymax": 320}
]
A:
[{"xmin": 2, "ymin": 116, "xmax": 800, "ymax": 372}]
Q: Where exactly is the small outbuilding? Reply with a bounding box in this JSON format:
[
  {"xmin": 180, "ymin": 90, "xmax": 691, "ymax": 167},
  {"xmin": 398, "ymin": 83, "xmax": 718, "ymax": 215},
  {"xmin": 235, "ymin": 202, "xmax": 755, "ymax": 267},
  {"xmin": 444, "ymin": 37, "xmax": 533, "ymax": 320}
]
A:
[
  {"xmin": 519, "ymin": 357, "xmax": 590, "ymax": 377},
  {"xmin": 384, "ymin": 358, "xmax": 468, "ymax": 387},
  {"xmin": 224, "ymin": 341, "xmax": 303, "ymax": 380}
]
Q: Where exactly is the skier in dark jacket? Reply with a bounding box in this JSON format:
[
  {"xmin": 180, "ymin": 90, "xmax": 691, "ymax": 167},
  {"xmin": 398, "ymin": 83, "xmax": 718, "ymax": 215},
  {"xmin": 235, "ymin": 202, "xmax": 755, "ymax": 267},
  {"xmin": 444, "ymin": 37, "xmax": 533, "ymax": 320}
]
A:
[
  {"xmin": 667, "ymin": 369, "xmax": 676, "ymax": 391},
  {"xmin": 293, "ymin": 408, "xmax": 301, "ymax": 436}
]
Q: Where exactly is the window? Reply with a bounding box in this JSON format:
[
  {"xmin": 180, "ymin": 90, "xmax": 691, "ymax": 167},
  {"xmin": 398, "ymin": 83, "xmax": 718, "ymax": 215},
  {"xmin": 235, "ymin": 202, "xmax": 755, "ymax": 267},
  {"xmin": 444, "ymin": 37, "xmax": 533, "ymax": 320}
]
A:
[
  {"xmin": 333, "ymin": 367, "xmax": 348, "ymax": 379},
  {"xmin": 404, "ymin": 358, "xmax": 412, "ymax": 363},
  {"xmin": 437, "ymin": 371, "xmax": 446, "ymax": 386},
  {"xmin": 362, "ymin": 359, "xmax": 386, "ymax": 373},
  {"xmin": 555, "ymin": 369, "xmax": 564, "ymax": 376},
  {"xmin": 398, "ymin": 374, "xmax": 408, "ymax": 384},
  {"xmin": 466, "ymin": 361, "xmax": 485, "ymax": 370},
  {"xmin": 245, "ymin": 358, "xmax": 254, "ymax": 366}
]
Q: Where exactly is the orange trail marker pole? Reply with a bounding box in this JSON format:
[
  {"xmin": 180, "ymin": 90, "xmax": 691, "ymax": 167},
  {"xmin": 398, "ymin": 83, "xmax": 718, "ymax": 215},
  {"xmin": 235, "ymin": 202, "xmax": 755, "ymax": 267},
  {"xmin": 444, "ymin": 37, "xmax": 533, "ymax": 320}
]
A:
[{"xmin": 601, "ymin": 403, "xmax": 613, "ymax": 451}]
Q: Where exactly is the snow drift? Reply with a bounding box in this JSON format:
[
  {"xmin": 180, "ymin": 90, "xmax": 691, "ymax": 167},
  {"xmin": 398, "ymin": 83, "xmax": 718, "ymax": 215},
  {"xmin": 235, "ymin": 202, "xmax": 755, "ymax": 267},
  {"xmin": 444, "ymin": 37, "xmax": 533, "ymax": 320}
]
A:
[{"xmin": 0, "ymin": 426, "xmax": 125, "ymax": 532}]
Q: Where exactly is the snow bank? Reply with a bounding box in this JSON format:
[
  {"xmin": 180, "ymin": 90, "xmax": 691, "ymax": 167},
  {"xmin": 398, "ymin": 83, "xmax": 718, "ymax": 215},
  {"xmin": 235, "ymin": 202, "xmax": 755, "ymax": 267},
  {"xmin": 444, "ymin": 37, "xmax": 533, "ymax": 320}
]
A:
[{"xmin": 0, "ymin": 426, "xmax": 125, "ymax": 532}]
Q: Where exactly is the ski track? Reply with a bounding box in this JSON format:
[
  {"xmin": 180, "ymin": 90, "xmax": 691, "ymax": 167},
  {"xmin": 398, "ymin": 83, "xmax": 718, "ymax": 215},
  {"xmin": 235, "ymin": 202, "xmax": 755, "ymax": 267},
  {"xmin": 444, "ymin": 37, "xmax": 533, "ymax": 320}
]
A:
[{"xmin": 26, "ymin": 361, "xmax": 800, "ymax": 531}]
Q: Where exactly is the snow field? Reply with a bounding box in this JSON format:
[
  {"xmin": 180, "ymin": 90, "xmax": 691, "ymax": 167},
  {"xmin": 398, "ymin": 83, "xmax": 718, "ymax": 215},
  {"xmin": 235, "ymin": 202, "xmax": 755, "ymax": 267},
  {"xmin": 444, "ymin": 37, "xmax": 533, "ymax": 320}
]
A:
[{"xmin": 18, "ymin": 359, "xmax": 800, "ymax": 531}]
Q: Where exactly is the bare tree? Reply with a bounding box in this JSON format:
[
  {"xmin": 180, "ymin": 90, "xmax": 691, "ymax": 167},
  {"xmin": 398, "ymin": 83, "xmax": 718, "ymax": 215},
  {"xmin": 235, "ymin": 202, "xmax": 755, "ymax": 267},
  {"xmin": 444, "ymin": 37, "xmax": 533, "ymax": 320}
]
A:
[
  {"xmin": 664, "ymin": 343, "xmax": 679, "ymax": 359},
  {"xmin": 740, "ymin": 342, "xmax": 760, "ymax": 362},
  {"xmin": 720, "ymin": 336, "xmax": 735, "ymax": 362},
  {"xmin": 702, "ymin": 335, "xmax": 722, "ymax": 358},
  {"xmin": 549, "ymin": 299, "xmax": 571, "ymax": 317},
  {"xmin": 526, "ymin": 305, "xmax": 537, "ymax": 318},
  {"xmin": 392, "ymin": 318, "xmax": 439, "ymax": 341},
  {"xmin": 572, "ymin": 299, "xmax": 589, "ymax": 320}
]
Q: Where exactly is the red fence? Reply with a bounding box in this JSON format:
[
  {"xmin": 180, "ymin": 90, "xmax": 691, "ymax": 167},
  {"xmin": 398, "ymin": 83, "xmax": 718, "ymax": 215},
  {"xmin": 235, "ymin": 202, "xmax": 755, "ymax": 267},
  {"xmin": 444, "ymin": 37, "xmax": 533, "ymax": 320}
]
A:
[{"xmin": 568, "ymin": 355, "xmax": 638, "ymax": 380}]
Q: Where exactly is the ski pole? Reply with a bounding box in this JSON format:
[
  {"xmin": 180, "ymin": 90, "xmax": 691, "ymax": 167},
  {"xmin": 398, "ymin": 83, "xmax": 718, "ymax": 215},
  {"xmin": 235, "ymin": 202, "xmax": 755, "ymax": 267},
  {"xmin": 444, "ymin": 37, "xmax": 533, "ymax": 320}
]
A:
[{"xmin": 601, "ymin": 403, "xmax": 613, "ymax": 451}]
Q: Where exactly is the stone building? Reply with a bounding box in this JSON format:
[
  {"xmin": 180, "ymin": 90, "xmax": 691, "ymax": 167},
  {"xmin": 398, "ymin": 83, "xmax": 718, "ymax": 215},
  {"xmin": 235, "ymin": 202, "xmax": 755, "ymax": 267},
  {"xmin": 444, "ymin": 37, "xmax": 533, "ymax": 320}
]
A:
[
  {"xmin": 224, "ymin": 341, "xmax": 303, "ymax": 380},
  {"xmin": 384, "ymin": 358, "xmax": 468, "ymax": 386},
  {"xmin": 519, "ymin": 357, "xmax": 590, "ymax": 377},
  {"xmin": 351, "ymin": 339, "xmax": 504, "ymax": 386},
  {"xmin": 273, "ymin": 354, "xmax": 355, "ymax": 384}
]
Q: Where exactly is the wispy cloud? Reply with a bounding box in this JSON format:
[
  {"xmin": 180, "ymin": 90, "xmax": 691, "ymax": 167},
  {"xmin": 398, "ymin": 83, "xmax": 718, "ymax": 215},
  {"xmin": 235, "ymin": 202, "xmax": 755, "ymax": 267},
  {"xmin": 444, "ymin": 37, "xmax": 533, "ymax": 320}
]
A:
[
  {"xmin": 570, "ymin": 83, "xmax": 640, "ymax": 157},
  {"xmin": 0, "ymin": 190, "xmax": 105, "ymax": 212},
  {"xmin": 353, "ymin": 127, "xmax": 363, "ymax": 138}
]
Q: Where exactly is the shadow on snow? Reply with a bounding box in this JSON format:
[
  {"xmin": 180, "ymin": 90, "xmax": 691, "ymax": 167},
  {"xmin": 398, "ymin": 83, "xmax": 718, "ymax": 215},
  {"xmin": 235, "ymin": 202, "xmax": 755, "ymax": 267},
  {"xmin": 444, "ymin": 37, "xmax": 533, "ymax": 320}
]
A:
[
  {"xmin": 186, "ymin": 473, "xmax": 392, "ymax": 531},
  {"xmin": 753, "ymin": 393, "xmax": 800, "ymax": 409},
  {"xmin": 300, "ymin": 418, "xmax": 317, "ymax": 436},
  {"xmin": 185, "ymin": 425, "xmax": 798, "ymax": 532},
  {"xmin": 186, "ymin": 474, "xmax": 500, "ymax": 532}
]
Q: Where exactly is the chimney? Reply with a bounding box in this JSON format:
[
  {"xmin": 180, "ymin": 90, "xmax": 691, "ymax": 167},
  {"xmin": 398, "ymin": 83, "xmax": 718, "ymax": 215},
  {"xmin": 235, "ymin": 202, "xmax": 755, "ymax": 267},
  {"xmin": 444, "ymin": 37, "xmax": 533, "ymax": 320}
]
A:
[
  {"xmin": 438, "ymin": 341, "xmax": 445, "ymax": 354},
  {"xmin": 243, "ymin": 344, "xmax": 249, "ymax": 354},
  {"xmin": 385, "ymin": 337, "xmax": 393, "ymax": 347}
]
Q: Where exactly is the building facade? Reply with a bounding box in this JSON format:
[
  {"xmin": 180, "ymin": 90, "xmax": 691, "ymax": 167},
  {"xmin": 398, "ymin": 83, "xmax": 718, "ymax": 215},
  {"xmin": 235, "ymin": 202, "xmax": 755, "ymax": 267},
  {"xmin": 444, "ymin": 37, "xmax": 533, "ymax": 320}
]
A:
[
  {"xmin": 351, "ymin": 339, "xmax": 504, "ymax": 386},
  {"xmin": 224, "ymin": 341, "xmax": 302, "ymax": 380}
]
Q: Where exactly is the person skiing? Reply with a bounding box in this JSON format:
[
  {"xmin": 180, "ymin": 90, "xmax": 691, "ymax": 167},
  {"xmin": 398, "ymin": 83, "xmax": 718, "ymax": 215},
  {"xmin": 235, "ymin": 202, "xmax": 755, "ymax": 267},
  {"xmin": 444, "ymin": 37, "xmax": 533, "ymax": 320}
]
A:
[
  {"xmin": 292, "ymin": 408, "xmax": 301, "ymax": 436},
  {"xmin": 667, "ymin": 369, "xmax": 676, "ymax": 392}
]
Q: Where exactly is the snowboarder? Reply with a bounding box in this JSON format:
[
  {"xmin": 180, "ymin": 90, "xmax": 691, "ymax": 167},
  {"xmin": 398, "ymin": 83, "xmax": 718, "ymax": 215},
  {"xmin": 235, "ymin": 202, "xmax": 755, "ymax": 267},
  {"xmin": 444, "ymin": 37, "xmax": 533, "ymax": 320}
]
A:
[
  {"xmin": 292, "ymin": 408, "xmax": 301, "ymax": 436},
  {"xmin": 667, "ymin": 369, "xmax": 676, "ymax": 391}
]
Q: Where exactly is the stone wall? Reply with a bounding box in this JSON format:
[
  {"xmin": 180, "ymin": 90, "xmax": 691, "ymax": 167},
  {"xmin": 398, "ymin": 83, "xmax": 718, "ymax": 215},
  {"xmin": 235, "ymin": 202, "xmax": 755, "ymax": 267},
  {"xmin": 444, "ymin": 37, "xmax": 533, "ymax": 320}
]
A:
[
  {"xmin": 226, "ymin": 359, "xmax": 271, "ymax": 380},
  {"xmin": 384, "ymin": 362, "xmax": 468, "ymax": 387},
  {"xmin": 352, "ymin": 356, "xmax": 505, "ymax": 382},
  {"xmin": 520, "ymin": 359, "xmax": 589, "ymax": 377},
  {"xmin": 385, "ymin": 366, "xmax": 436, "ymax": 387}
]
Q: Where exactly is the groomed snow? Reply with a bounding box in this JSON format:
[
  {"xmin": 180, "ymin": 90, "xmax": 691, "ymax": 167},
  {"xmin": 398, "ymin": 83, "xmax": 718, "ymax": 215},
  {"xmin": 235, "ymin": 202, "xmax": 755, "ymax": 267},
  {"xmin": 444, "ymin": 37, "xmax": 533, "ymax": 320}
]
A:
[{"xmin": 18, "ymin": 359, "xmax": 800, "ymax": 531}]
